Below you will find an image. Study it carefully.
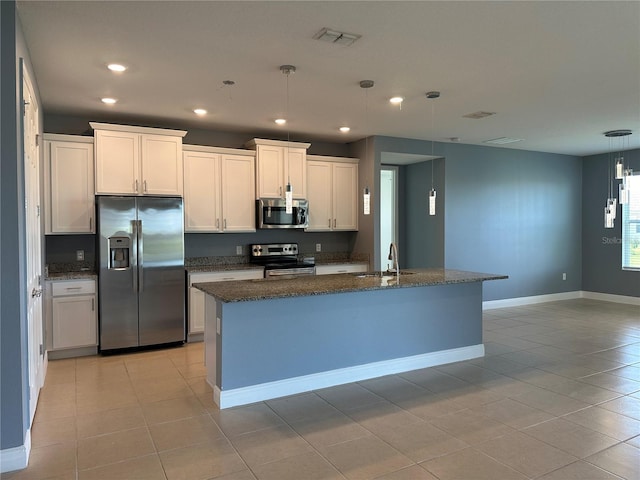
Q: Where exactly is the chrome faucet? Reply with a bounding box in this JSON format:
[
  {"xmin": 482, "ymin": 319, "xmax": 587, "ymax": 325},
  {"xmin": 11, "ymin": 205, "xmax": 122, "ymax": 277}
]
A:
[{"xmin": 388, "ymin": 242, "xmax": 399, "ymax": 282}]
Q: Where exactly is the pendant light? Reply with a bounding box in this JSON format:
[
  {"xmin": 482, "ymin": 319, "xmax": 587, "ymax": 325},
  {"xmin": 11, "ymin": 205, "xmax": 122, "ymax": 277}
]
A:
[
  {"xmin": 360, "ymin": 80, "xmax": 374, "ymax": 215},
  {"xmin": 426, "ymin": 91, "xmax": 440, "ymax": 216},
  {"xmin": 604, "ymin": 129, "xmax": 633, "ymax": 226},
  {"xmin": 281, "ymin": 65, "xmax": 296, "ymax": 214}
]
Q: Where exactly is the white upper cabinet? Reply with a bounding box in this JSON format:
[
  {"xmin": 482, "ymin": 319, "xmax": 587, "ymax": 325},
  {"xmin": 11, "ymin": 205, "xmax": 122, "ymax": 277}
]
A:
[
  {"xmin": 183, "ymin": 145, "xmax": 256, "ymax": 233},
  {"xmin": 91, "ymin": 123, "xmax": 186, "ymax": 196},
  {"xmin": 44, "ymin": 134, "xmax": 95, "ymax": 234},
  {"xmin": 306, "ymin": 155, "xmax": 359, "ymax": 231},
  {"xmin": 245, "ymin": 138, "xmax": 310, "ymax": 199}
]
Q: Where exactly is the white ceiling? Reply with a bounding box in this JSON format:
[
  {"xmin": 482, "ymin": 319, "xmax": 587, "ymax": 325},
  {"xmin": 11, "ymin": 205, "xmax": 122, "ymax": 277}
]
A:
[{"xmin": 16, "ymin": 1, "xmax": 640, "ymax": 156}]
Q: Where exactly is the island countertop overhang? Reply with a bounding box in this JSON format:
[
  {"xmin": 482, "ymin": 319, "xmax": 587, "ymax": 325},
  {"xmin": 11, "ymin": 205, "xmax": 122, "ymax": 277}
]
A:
[{"xmin": 194, "ymin": 268, "xmax": 508, "ymax": 303}]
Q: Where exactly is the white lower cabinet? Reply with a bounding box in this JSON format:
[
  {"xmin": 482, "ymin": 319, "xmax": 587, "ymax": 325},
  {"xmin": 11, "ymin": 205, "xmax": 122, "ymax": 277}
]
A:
[
  {"xmin": 47, "ymin": 279, "xmax": 98, "ymax": 353},
  {"xmin": 315, "ymin": 263, "xmax": 368, "ymax": 275},
  {"xmin": 188, "ymin": 269, "xmax": 263, "ymax": 337}
]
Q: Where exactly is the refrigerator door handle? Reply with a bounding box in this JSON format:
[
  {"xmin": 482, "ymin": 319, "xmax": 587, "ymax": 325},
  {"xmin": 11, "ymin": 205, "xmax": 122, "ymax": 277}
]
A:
[
  {"xmin": 138, "ymin": 220, "xmax": 144, "ymax": 292},
  {"xmin": 132, "ymin": 220, "xmax": 138, "ymax": 293}
]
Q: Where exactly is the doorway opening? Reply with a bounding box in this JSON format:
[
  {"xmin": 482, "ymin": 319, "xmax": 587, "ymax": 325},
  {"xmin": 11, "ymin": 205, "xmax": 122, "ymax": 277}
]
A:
[{"xmin": 380, "ymin": 166, "xmax": 398, "ymax": 271}]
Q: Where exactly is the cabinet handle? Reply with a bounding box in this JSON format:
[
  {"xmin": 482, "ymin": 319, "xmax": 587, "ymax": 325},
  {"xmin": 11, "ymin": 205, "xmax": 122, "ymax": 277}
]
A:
[
  {"xmin": 216, "ymin": 218, "xmax": 220, "ymax": 229},
  {"xmin": 279, "ymin": 186, "xmax": 282, "ymax": 197},
  {"xmin": 65, "ymin": 287, "xmax": 82, "ymax": 291},
  {"xmin": 143, "ymin": 180, "xmax": 147, "ymax": 192},
  {"xmin": 224, "ymin": 219, "xmax": 227, "ymax": 229},
  {"xmin": 89, "ymin": 217, "xmax": 93, "ymax": 231},
  {"xmin": 328, "ymin": 219, "xmax": 331, "ymax": 228},
  {"xmin": 334, "ymin": 219, "xmax": 336, "ymax": 228},
  {"xmin": 91, "ymin": 298, "xmax": 95, "ymax": 311},
  {"xmin": 135, "ymin": 180, "xmax": 139, "ymax": 192}
]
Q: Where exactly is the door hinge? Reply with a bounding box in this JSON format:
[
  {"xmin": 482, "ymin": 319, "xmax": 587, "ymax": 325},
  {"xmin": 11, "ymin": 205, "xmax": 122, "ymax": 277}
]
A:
[
  {"xmin": 22, "ymin": 100, "xmax": 29, "ymax": 116},
  {"xmin": 37, "ymin": 204, "xmax": 41, "ymax": 217},
  {"xmin": 35, "ymin": 134, "xmax": 41, "ymax": 147},
  {"xmin": 39, "ymin": 344, "xmax": 44, "ymax": 356}
]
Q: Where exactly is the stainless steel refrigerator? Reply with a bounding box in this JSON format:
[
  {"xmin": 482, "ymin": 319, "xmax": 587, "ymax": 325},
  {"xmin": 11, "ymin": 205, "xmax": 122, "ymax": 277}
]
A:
[{"xmin": 97, "ymin": 196, "xmax": 185, "ymax": 351}]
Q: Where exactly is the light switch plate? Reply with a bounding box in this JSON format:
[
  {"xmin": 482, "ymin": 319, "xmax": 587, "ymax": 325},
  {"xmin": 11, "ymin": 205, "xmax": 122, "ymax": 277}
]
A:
[
  {"xmin": 316, "ymin": 243, "xmax": 322, "ymax": 252},
  {"xmin": 236, "ymin": 245, "xmax": 243, "ymax": 255},
  {"xmin": 76, "ymin": 250, "xmax": 84, "ymax": 261}
]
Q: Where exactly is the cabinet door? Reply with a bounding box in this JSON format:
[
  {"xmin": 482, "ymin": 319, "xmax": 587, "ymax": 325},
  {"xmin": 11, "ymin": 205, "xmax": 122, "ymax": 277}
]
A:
[
  {"xmin": 256, "ymin": 145, "xmax": 284, "ymax": 198},
  {"xmin": 221, "ymin": 155, "xmax": 256, "ymax": 232},
  {"xmin": 284, "ymin": 147, "xmax": 307, "ymax": 199},
  {"xmin": 184, "ymin": 151, "xmax": 221, "ymax": 232},
  {"xmin": 95, "ymin": 130, "xmax": 139, "ymax": 194},
  {"xmin": 140, "ymin": 135, "xmax": 183, "ymax": 195},
  {"xmin": 52, "ymin": 295, "xmax": 97, "ymax": 349},
  {"xmin": 306, "ymin": 161, "xmax": 332, "ymax": 231},
  {"xmin": 189, "ymin": 287, "xmax": 206, "ymax": 334},
  {"xmin": 333, "ymin": 163, "xmax": 358, "ymax": 230},
  {"xmin": 47, "ymin": 141, "xmax": 95, "ymax": 234}
]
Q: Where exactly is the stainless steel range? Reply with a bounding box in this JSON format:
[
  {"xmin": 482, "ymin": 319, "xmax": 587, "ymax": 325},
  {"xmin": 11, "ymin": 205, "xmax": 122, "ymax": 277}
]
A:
[{"xmin": 250, "ymin": 243, "xmax": 316, "ymax": 278}]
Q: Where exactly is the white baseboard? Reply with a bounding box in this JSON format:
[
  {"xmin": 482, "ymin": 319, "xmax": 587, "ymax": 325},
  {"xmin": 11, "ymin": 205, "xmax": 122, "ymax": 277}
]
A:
[
  {"xmin": 0, "ymin": 429, "xmax": 30, "ymax": 474},
  {"xmin": 581, "ymin": 290, "xmax": 640, "ymax": 305},
  {"xmin": 483, "ymin": 290, "xmax": 640, "ymax": 309},
  {"xmin": 483, "ymin": 291, "xmax": 581, "ymax": 309},
  {"xmin": 214, "ymin": 344, "xmax": 485, "ymax": 409}
]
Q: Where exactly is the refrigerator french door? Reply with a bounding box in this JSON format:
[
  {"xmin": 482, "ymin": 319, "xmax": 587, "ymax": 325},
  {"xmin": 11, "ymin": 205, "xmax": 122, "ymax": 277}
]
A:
[{"xmin": 97, "ymin": 196, "xmax": 185, "ymax": 351}]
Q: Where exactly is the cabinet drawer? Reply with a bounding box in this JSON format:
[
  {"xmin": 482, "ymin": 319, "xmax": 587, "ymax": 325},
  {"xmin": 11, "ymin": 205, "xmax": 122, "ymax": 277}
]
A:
[
  {"xmin": 189, "ymin": 269, "xmax": 263, "ymax": 286},
  {"xmin": 52, "ymin": 280, "xmax": 95, "ymax": 296},
  {"xmin": 315, "ymin": 263, "xmax": 368, "ymax": 275}
]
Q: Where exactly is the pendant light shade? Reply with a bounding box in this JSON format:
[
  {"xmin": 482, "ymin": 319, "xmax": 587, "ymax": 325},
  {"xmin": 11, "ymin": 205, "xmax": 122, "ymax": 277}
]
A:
[{"xmin": 363, "ymin": 186, "xmax": 371, "ymax": 215}]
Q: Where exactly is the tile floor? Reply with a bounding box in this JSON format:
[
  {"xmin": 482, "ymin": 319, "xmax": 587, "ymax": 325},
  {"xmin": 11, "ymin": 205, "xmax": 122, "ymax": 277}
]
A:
[{"xmin": 4, "ymin": 298, "xmax": 640, "ymax": 480}]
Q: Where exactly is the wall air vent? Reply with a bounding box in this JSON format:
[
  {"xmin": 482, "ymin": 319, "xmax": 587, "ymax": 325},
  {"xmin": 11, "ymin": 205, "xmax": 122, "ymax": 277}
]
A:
[
  {"xmin": 483, "ymin": 137, "xmax": 524, "ymax": 145},
  {"xmin": 313, "ymin": 28, "xmax": 361, "ymax": 46},
  {"xmin": 463, "ymin": 111, "xmax": 496, "ymax": 119}
]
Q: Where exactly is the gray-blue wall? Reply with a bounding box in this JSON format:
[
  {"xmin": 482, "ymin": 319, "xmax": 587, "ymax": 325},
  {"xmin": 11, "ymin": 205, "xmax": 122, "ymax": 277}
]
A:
[
  {"xmin": 1, "ymin": 0, "xmax": 28, "ymax": 451},
  {"xmin": 582, "ymin": 149, "xmax": 640, "ymax": 297},
  {"xmin": 443, "ymin": 143, "xmax": 583, "ymax": 301}
]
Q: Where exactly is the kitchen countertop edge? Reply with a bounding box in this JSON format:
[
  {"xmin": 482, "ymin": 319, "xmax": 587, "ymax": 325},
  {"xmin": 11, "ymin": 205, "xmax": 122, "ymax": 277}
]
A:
[{"xmin": 194, "ymin": 268, "xmax": 508, "ymax": 303}]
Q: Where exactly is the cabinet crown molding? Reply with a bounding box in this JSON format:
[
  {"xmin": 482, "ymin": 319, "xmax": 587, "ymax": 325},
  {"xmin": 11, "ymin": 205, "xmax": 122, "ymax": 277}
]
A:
[
  {"xmin": 44, "ymin": 133, "xmax": 94, "ymax": 143},
  {"xmin": 183, "ymin": 144, "xmax": 256, "ymax": 157},
  {"xmin": 307, "ymin": 154, "xmax": 359, "ymax": 164},
  {"xmin": 245, "ymin": 138, "xmax": 311, "ymax": 149},
  {"xmin": 90, "ymin": 122, "xmax": 187, "ymax": 137}
]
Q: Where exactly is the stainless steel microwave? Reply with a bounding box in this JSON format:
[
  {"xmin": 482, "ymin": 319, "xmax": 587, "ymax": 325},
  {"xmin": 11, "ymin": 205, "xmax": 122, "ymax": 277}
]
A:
[{"xmin": 257, "ymin": 198, "xmax": 308, "ymax": 229}]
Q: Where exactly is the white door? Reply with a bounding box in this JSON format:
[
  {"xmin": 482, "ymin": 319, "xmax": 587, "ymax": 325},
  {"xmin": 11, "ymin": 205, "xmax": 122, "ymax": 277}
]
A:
[{"xmin": 23, "ymin": 64, "xmax": 44, "ymax": 423}]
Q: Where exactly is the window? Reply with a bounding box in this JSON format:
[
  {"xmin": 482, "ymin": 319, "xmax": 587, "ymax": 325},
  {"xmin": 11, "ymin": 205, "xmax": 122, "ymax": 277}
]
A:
[{"xmin": 622, "ymin": 173, "xmax": 640, "ymax": 270}]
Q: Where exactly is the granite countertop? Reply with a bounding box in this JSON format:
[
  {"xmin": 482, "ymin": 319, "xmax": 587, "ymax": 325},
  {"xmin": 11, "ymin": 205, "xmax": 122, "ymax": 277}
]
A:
[
  {"xmin": 186, "ymin": 263, "xmax": 264, "ymax": 274},
  {"xmin": 46, "ymin": 271, "xmax": 97, "ymax": 281},
  {"xmin": 194, "ymin": 268, "xmax": 508, "ymax": 303}
]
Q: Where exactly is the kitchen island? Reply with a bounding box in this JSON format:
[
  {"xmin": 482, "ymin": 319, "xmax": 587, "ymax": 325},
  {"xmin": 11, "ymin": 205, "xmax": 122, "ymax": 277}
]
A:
[{"xmin": 195, "ymin": 268, "xmax": 507, "ymax": 408}]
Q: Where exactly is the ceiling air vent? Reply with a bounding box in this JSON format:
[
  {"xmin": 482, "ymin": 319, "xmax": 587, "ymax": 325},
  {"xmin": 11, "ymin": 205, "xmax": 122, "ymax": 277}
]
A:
[
  {"xmin": 483, "ymin": 137, "xmax": 524, "ymax": 145},
  {"xmin": 463, "ymin": 111, "xmax": 496, "ymax": 119},
  {"xmin": 313, "ymin": 28, "xmax": 361, "ymax": 46}
]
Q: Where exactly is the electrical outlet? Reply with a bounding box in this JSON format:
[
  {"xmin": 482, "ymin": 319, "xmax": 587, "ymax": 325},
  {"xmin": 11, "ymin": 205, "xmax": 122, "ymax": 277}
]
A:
[
  {"xmin": 562, "ymin": 272, "xmax": 567, "ymax": 280},
  {"xmin": 76, "ymin": 250, "xmax": 84, "ymax": 261},
  {"xmin": 236, "ymin": 245, "xmax": 242, "ymax": 255},
  {"xmin": 316, "ymin": 243, "xmax": 322, "ymax": 252}
]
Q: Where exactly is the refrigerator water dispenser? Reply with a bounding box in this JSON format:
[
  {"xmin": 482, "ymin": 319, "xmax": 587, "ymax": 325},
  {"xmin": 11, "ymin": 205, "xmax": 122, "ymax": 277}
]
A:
[{"xmin": 108, "ymin": 236, "xmax": 130, "ymax": 269}]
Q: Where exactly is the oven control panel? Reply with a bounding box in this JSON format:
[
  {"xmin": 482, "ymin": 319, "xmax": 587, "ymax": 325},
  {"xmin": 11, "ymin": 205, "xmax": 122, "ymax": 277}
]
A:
[{"xmin": 251, "ymin": 243, "xmax": 298, "ymax": 258}]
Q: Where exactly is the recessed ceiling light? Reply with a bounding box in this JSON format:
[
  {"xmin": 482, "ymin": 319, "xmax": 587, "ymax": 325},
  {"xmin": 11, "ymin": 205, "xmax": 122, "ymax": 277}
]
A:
[
  {"xmin": 275, "ymin": 118, "xmax": 286, "ymax": 125},
  {"xmin": 101, "ymin": 97, "xmax": 117, "ymax": 104},
  {"xmin": 389, "ymin": 97, "xmax": 403, "ymax": 105},
  {"xmin": 193, "ymin": 108, "xmax": 207, "ymax": 115},
  {"xmin": 339, "ymin": 126, "xmax": 350, "ymax": 133},
  {"xmin": 107, "ymin": 63, "xmax": 127, "ymax": 72}
]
